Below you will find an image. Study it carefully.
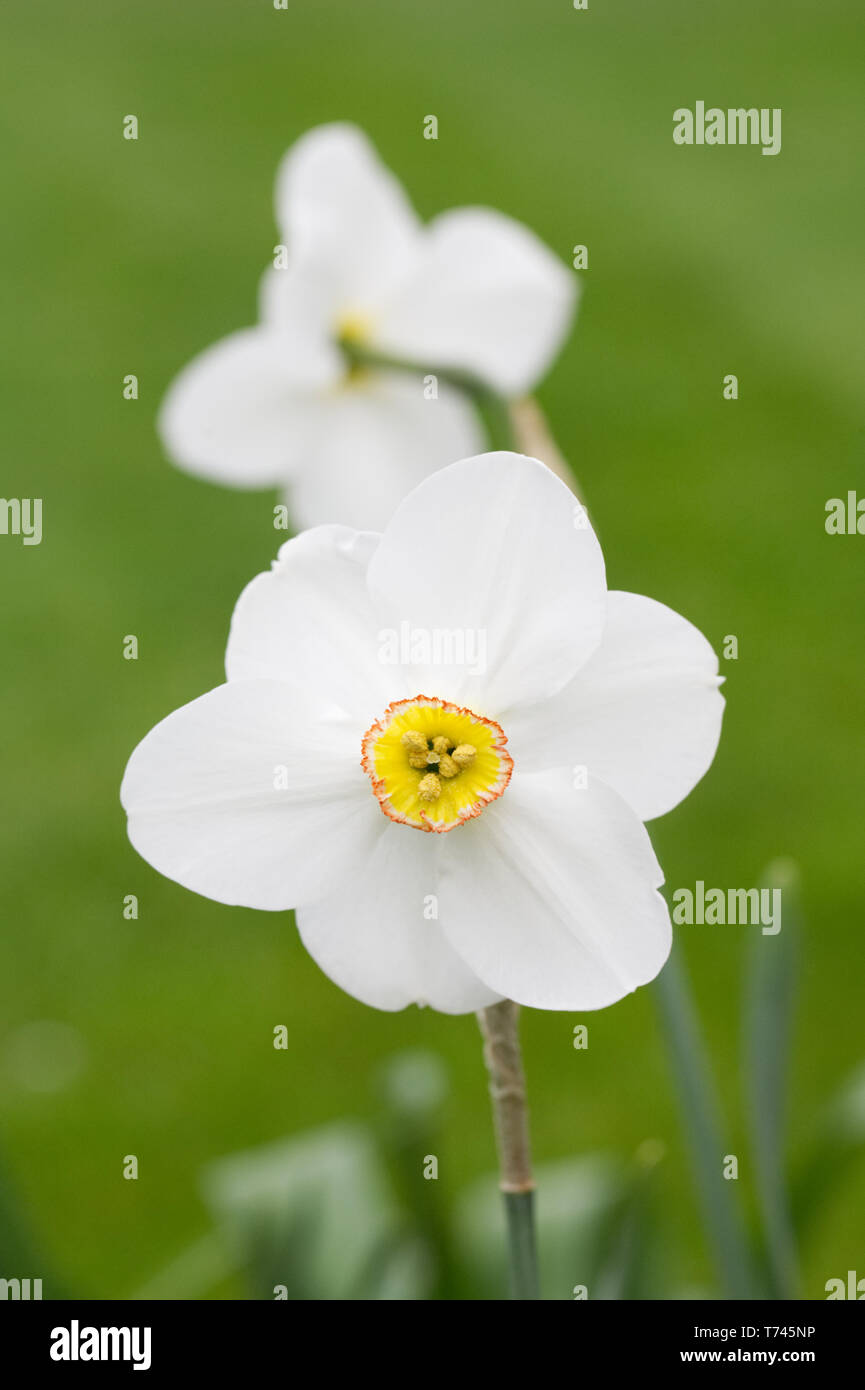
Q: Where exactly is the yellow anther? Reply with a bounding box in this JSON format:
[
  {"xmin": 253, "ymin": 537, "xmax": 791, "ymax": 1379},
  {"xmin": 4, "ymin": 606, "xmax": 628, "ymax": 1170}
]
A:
[
  {"xmin": 401, "ymin": 731, "xmax": 476, "ymax": 793},
  {"xmin": 401, "ymin": 730, "xmax": 429, "ymax": 769},
  {"xmin": 451, "ymin": 744, "xmax": 477, "ymax": 769},
  {"xmin": 417, "ymin": 773, "xmax": 442, "ymax": 803}
]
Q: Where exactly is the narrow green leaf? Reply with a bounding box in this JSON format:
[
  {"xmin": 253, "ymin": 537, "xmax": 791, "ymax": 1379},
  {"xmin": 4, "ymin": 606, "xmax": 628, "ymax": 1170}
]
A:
[
  {"xmin": 654, "ymin": 947, "xmax": 758, "ymax": 1298},
  {"xmin": 201, "ymin": 1122, "xmax": 422, "ymax": 1300},
  {"xmin": 792, "ymin": 1059, "xmax": 865, "ymax": 1235},
  {"xmin": 743, "ymin": 857, "xmax": 800, "ymax": 1298}
]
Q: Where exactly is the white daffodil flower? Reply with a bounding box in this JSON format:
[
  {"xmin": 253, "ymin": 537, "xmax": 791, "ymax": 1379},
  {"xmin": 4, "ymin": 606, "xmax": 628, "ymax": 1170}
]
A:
[
  {"xmin": 121, "ymin": 453, "xmax": 724, "ymax": 1014},
  {"xmin": 158, "ymin": 124, "xmax": 576, "ymax": 531}
]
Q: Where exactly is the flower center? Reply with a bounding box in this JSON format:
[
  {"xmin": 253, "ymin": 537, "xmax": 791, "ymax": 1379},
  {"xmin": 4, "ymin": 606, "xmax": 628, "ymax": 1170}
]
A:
[
  {"xmin": 337, "ymin": 311, "xmax": 373, "ymax": 346},
  {"xmin": 335, "ymin": 311, "xmax": 375, "ymax": 386},
  {"xmin": 361, "ymin": 696, "xmax": 513, "ymax": 833}
]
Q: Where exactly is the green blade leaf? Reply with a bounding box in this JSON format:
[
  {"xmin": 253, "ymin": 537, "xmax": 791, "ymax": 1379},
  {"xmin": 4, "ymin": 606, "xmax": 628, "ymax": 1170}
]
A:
[
  {"xmin": 654, "ymin": 947, "xmax": 759, "ymax": 1298},
  {"xmin": 744, "ymin": 857, "xmax": 801, "ymax": 1298},
  {"xmin": 792, "ymin": 1059, "xmax": 865, "ymax": 1236},
  {"xmin": 201, "ymin": 1121, "xmax": 427, "ymax": 1300}
]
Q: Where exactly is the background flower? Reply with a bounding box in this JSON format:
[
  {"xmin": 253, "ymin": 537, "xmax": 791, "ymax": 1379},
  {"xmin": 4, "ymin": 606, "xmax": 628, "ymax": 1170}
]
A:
[{"xmin": 158, "ymin": 124, "xmax": 577, "ymax": 530}]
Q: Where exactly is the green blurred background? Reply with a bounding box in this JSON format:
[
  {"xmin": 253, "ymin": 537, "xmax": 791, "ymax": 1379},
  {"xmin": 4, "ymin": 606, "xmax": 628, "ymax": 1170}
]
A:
[{"xmin": 1, "ymin": 0, "xmax": 863, "ymax": 1298}]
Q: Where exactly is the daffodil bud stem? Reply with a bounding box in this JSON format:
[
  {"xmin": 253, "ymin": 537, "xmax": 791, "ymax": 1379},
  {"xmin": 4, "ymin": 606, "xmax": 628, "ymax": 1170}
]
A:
[{"xmin": 477, "ymin": 999, "xmax": 539, "ymax": 1300}]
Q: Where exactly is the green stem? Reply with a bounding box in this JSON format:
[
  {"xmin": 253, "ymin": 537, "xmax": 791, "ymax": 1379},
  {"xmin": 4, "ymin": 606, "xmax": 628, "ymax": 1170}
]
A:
[
  {"xmin": 477, "ymin": 1000, "xmax": 540, "ymax": 1300},
  {"xmin": 339, "ymin": 338, "xmax": 518, "ymax": 452},
  {"xmin": 502, "ymin": 1192, "xmax": 538, "ymax": 1301},
  {"xmin": 653, "ymin": 948, "xmax": 759, "ymax": 1299}
]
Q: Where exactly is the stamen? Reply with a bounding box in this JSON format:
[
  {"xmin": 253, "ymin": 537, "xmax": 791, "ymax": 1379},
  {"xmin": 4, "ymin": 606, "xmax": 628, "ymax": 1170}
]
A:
[
  {"xmin": 417, "ymin": 772, "xmax": 442, "ymax": 803},
  {"xmin": 451, "ymin": 744, "xmax": 477, "ymax": 770},
  {"xmin": 401, "ymin": 730, "xmax": 429, "ymax": 769}
]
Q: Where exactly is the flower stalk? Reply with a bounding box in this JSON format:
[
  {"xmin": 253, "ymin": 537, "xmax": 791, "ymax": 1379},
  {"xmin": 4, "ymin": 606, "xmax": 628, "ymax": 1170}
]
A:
[
  {"xmin": 508, "ymin": 395, "xmax": 577, "ymax": 489},
  {"xmin": 477, "ymin": 1000, "xmax": 539, "ymax": 1300},
  {"xmin": 339, "ymin": 338, "xmax": 518, "ymax": 453}
]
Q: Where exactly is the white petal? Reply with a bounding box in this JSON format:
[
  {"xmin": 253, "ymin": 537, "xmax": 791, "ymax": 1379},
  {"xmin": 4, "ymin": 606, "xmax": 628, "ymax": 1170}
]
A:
[
  {"xmin": 257, "ymin": 257, "xmax": 344, "ymax": 338},
  {"xmin": 374, "ymin": 207, "xmax": 577, "ymax": 396},
  {"xmin": 366, "ymin": 452, "xmax": 606, "ymax": 711},
  {"xmin": 274, "ymin": 124, "xmax": 422, "ymax": 311},
  {"xmin": 158, "ymin": 327, "xmax": 340, "ymax": 487},
  {"xmin": 437, "ymin": 768, "xmax": 672, "ymax": 1010},
  {"xmin": 506, "ymin": 592, "xmax": 725, "ymax": 821},
  {"xmin": 297, "ymin": 821, "xmax": 501, "ymax": 1013},
  {"xmin": 226, "ymin": 525, "xmax": 392, "ymax": 724},
  {"xmin": 121, "ymin": 681, "xmax": 378, "ymax": 910},
  {"xmin": 284, "ymin": 371, "xmax": 484, "ymax": 532}
]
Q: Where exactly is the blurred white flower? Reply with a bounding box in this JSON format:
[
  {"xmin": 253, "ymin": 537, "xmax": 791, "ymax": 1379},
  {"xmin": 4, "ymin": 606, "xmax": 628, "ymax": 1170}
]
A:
[
  {"xmin": 158, "ymin": 124, "xmax": 576, "ymax": 531},
  {"xmin": 121, "ymin": 453, "xmax": 724, "ymax": 1014}
]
